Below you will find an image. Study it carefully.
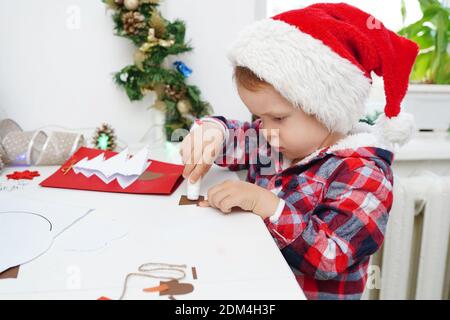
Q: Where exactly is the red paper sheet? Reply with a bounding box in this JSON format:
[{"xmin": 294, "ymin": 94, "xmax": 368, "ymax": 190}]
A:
[{"xmin": 40, "ymin": 147, "xmax": 184, "ymax": 195}]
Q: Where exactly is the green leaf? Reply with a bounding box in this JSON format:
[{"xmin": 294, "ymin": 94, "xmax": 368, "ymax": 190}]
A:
[
  {"xmin": 418, "ymin": 0, "xmax": 441, "ymax": 13},
  {"xmin": 430, "ymin": 8, "xmax": 449, "ymax": 83},
  {"xmin": 410, "ymin": 26, "xmax": 434, "ymax": 49},
  {"xmin": 411, "ymin": 52, "xmax": 433, "ymax": 82},
  {"xmin": 434, "ymin": 52, "xmax": 450, "ymax": 84},
  {"xmin": 399, "ymin": 0, "xmax": 449, "ymax": 84}
]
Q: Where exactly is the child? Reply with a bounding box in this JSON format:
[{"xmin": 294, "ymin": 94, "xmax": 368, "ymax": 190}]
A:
[{"xmin": 180, "ymin": 3, "xmax": 418, "ymax": 300}]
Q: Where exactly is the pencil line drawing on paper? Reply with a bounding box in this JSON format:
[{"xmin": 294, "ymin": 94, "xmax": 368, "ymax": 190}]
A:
[{"xmin": 0, "ymin": 211, "xmax": 53, "ymax": 231}]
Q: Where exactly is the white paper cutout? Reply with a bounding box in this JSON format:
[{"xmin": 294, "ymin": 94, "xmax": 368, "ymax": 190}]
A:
[
  {"xmin": 0, "ymin": 194, "xmax": 93, "ymax": 273},
  {"xmin": 72, "ymin": 147, "xmax": 151, "ymax": 189},
  {"xmin": 0, "ymin": 212, "xmax": 53, "ymax": 274}
]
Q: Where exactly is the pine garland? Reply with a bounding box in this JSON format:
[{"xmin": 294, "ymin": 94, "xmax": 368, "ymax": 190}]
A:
[{"xmin": 103, "ymin": 0, "xmax": 211, "ymax": 140}]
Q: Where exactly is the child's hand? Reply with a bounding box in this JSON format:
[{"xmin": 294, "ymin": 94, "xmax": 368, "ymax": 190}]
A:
[
  {"xmin": 198, "ymin": 180, "xmax": 280, "ymax": 219},
  {"xmin": 180, "ymin": 122, "xmax": 225, "ymax": 183}
]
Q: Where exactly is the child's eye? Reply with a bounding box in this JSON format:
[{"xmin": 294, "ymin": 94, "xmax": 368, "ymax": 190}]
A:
[{"xmin": 274, "ymin": 117, "xmax": 285, "ymax": 122}]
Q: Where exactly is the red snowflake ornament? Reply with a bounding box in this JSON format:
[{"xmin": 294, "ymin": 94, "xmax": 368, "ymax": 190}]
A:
[{"xmin": 6, "ymin": 170, "xmax": 40, "ymax": 180}]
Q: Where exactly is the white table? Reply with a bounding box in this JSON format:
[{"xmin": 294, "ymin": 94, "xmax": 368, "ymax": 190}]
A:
[{"xmin": 0, "ymin": 143, "xmax": 305, "ymax": 300}]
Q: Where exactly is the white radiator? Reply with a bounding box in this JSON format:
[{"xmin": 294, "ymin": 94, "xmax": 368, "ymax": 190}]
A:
[{"xmin": 363, "ymin": 173, "xmax": 450, "ymax": 300}]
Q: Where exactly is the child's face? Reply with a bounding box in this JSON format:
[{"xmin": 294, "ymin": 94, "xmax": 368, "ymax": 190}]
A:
[{"xmin": 237, "ymin": 83, "xmax": 331, "ymax": 161}]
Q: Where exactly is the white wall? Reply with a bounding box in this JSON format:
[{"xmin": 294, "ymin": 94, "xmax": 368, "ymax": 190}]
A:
[{"xmin": 0, "ymin": 0, "xmax": 260, "ymax": 145}]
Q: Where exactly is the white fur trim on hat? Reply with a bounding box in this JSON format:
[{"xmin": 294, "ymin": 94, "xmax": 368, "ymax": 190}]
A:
[{"xmin": 227, "ymin": 19, "xmax": 372, "ymax": 134}]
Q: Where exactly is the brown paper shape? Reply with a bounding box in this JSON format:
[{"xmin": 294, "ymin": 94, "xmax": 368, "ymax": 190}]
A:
[
  {"xmin": 178, "ymin": 195, "xmax": 205, "ymax": 206},
  {"xmin": 179, "ymin": 196, "xmax": 247, "ymax": 213},
  {"xmin": 138, "ymin": 171, "xmax": 164, "ymax": 181},
  {"xmin": 159, "ymin": 279, "xmax": 194, "ymax": 296},
  {"xmin": 0, "ymin": 266, "xmax": 20, "ymax": 279}
]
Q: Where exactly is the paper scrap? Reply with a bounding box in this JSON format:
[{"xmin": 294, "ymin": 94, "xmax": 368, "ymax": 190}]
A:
[
  {"xmin": 179, "ymin": 195, "xmax": 205, "ymax": 206},
  {"xmin": 0, "ymin": 266, "xmax": 20, "ymax": 279},
  {"xmin": 6, "ymin": 170, "xmax": 40, "ymax": 180},
  {"xmin": 159, "ymin": 280, "xmax": 194, "ymax": 296},
  {"xmin": 143, "ymin": 284, "xmax": 169, "ymax": 293},
  {"xmin": 0, "ymin": 193, "xmax": 93, "ymax": 273}
]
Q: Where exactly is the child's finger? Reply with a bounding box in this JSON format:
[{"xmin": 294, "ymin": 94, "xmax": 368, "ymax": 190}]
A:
[
  {"xmin": 218, "ymin": 194, "xmax": 239, "ymax": 213},
  {"xmin": 189, "ymin": 164, "xmax": 211, "ymax": 183},
  {"xmin": 207, "ymin": 183, "xmax": 231, "ymax": 208},
  {"xmin": 182, "ymin": 163, "xmax": 196, "ymax": 179},
  {"xmin": 211, "ymin": 189, "xmax": 233, "ymax": 210},
  {"xmin": 180, "ymin": 135, "xmax": 193, "ymax": 164},
  {"xmin": 198, "ymin": 200, "xmax": 210, "ymax": 207},
  {"xmin": 202, "ymin": 136, "xmax": 222, "ymax": 164}
]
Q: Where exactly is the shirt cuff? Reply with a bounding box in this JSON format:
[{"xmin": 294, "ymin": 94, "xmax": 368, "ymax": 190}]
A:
[
  {"xmin": 269, "ymin": 199, "xmax": 285, "ymax": 224},
  {"xmin": 190, "ymin": 117, "xmax": 229, "ymax": 142}
]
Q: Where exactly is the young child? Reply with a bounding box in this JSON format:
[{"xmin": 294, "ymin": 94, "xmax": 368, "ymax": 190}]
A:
[{"xmin": 180, "ymin": 3, "xmax": 418, "ymax": 300}]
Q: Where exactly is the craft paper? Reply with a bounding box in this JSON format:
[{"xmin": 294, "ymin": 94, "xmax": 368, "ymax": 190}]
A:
[
  {"xmin": 40, "ymin": 147, "xmax": 184, "ymax": 195},
  {"xmin": 178, "ymin": 195, "xmax": 205, "ymax": 206},
  {"xmin": 0, "ymin": 212, "xmax": 53, "ymax": 273},
  {"xmin": 159, "ymin": 280, "xmax": 194, "ymax": 296},
  {"xmin": 59, "ymin": 212, "xmax": 129, "ymax": 253},
  {"xmin": 0, "ymin": 266, "xmax": 19, "ymax": 280},
  {"xmin": 72, "ymin": 147, "xmax": 151, "ymax": 189},
  {"xmin": 0, "ymin": 193, "xmax": 93, "ymax": 273},
  {"xmin": 191, "ymin": 267, "xmax": 198, "ymax": 280}
]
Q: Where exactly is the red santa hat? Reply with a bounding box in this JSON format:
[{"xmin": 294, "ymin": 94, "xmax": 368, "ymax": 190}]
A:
[{"xmin": 228, "ymin": 3, "xmax": 419, "ymax": 147}]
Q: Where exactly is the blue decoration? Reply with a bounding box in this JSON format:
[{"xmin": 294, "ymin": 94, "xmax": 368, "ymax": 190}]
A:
[{"xmin": 173, "ymin": 61, "xmax": 193, "ymax": 78}]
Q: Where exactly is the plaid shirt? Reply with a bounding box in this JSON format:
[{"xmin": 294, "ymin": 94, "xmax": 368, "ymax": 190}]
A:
[{"xmin": 203, "ymin": 116, "xmax": 394, "ymax": 300}]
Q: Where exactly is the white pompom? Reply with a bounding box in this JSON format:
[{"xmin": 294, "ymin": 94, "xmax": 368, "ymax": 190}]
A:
[{"xmin": 374, "ymin": 112, "xmax": 416, "ymax": 147}]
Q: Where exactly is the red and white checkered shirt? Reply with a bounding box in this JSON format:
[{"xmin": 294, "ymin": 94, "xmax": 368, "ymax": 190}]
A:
[{"xmin": 200, "ymin": 116, "xmax": 394, "ymax": 300}]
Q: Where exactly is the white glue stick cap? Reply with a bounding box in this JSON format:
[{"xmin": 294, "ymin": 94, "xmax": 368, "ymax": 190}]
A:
[{"xmin": 187, "ymin": 175, "xmax": 202, "ymax": 200}]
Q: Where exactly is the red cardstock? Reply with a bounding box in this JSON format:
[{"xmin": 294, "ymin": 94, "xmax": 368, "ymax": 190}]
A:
[{"xmin": 40, "ymin": 147, "xmax": 184, "ymax": 195}]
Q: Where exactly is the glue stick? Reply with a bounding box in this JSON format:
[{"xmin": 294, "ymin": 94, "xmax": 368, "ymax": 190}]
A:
[{"xmin": 187, "ymin": 175, "xmax": 202, "ymax": 200}]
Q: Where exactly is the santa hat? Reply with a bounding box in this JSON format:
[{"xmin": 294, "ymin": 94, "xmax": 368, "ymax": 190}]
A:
[{"xmin": 228, "ymin": 3, "xmax": 419, "ymax": 147}]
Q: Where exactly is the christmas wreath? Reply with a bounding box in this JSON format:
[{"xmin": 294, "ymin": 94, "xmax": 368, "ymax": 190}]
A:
[{"xmin": 103, "ymin": 0, "xmax": 212, "ymax": 140}]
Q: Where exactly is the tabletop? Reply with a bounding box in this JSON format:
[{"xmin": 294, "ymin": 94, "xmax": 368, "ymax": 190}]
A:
[{"xmin": 0, "ymin": 143, "xmax": 305, "ymax": 300}]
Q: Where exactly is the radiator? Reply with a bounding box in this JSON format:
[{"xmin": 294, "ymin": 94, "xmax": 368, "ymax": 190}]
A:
[{"xmin": 363, "ymin": 173, "xmax": 450, "ymax": 300}]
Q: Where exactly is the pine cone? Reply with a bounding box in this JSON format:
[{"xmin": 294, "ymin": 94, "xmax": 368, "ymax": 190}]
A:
[
  {"xmin": 92, "ymin": 123, "xmax": 117, "ymax": 151},
  {"xmin": 164, "ymin": 85, "xmax": 187, "ymax": 101},
  {"xmin": 122, "ymin": 11, "xmax": 146, "ymax": 35}
]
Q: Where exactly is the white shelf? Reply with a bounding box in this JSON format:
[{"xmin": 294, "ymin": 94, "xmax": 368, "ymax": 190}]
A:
[{"xmin": 395, "ymin": 132, "xmax": 450, "ymax": 161}]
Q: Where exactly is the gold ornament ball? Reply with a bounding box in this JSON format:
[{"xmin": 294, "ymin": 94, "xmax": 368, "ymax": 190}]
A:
[
  {"xmin": 177, "ymin": 99, "xmax": 192, "ymax": 115},
  {"xmin": 124, "ymin": 0, "xmax": 140, "ymax": 10},
  {"xmin": 153, "ymin": 100, "xmax": 167, "ymax": 112}
]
